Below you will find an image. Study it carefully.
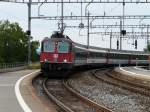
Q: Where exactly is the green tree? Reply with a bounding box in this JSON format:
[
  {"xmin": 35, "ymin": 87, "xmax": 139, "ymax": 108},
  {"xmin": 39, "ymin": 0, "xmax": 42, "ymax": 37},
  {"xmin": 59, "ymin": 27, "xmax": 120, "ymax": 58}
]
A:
[
  {"xmin": 147, "ymin": 44, "xmax": 150, "ymax": 52},
  {"xmin": 144, "ymin": 44, "xmax": 150, "ymax": 52},
  {"xmin": 0, "ymin": 20, "xmax": 39, "ymax": 63}
]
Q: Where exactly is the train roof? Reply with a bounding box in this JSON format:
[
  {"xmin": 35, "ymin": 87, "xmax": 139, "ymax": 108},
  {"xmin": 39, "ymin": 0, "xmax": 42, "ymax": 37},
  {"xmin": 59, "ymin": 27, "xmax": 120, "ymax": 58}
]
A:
[
  {"xmin": 74, "ymin": 42, "xmax": 150, "ymax": 55},
  {"xmin": 42, "ymin": 32, "xmax": 72, "ymax": 42},
  {"xmin": 41, "ymin": 33, "xmax": 150, "ymax": 55},
  {"xmin": 42, "ymin": 36, "xmax": 72, "ymax": 43}
]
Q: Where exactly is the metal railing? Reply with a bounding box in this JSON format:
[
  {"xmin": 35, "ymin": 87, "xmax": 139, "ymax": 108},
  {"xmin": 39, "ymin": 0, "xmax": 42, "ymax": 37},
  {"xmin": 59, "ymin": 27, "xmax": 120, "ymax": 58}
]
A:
[{"xmin": 0, "ymin": 62, "xmax": 27, "ymax": 69}]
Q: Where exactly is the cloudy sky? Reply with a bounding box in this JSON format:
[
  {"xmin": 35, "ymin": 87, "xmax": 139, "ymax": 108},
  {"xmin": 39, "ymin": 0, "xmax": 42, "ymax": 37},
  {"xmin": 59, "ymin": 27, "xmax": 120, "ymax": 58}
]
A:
[{"xmin": 0, "ymin": 1, "xmax": 150, "ymax": 51}]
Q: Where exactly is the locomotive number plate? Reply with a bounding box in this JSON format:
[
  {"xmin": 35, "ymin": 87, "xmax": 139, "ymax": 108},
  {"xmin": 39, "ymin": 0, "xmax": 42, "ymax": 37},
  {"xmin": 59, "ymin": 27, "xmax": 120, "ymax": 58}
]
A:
[{"xmin": 53, "ymin": 54, "xmax": 58, "ymax": 58}]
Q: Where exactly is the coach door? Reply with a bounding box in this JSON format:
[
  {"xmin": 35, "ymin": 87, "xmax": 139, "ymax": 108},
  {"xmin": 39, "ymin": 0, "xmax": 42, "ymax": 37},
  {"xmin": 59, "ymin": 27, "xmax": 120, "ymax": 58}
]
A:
[
  {"xmin": 128, "ymin": 55, "xmax": 131, "ymax": 64},
  {"xmin": 106, "ymin": 53, "xmax": 109, "ymax": 64}
]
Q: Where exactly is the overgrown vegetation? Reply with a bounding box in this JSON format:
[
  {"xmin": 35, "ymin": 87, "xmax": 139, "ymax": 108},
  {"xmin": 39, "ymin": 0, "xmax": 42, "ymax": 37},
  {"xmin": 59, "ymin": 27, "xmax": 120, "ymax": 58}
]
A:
[
  {"xmin": 147, "ymin": 44, "xmax": 150, "ymax": 52},
  {"xmin": 0, "ymin": 20, "xmax": 40, "ymax": 63}
]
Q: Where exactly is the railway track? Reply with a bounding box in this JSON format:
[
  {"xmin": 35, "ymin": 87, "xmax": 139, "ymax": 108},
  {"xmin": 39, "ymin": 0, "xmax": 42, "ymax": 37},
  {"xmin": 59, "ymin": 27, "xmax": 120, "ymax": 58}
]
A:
[
  {"xmin": 93, "ymin": 69, "xmax": 150, "ymax": 96},
  {"xmin": 33, "ymin": 68, "xmax": 150, "ymax": 112},
  {"xmin": 42, "ymin": 73, "xmax": 112, "ymax": 112},
  {"xmin": 68, "ymin": 69, "xmax": 150, "ymax": 112}
]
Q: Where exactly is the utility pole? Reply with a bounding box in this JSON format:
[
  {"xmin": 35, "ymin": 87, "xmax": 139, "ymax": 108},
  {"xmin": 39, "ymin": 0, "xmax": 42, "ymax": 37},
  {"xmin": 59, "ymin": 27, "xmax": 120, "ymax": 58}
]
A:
[
  {"xmin": 27, "ymin": 0, "xmax": 31, "ymax": 65},
  {"xmin": 119, "ymin": 1, "xmax": 125, "ymax": 51},
  {"xmin": 120, "ymin": 19, "xmax": 122, "ymax": 50},
  {"xmin": 122, "ymin": 1, "xmax": 125, "ymax": 50},
  {"xmin": 123, "ymin": 1, "xmax": 125, "ymax": 29},
  {"xmin": 61, "ymin": 0, "xmax": 64, "ymax": 34},
  {"xmin": 110, "ymin": 30, "xmax": 112, "ymax": 50},
  {"xmin": 147, "ymin": 26, "xmax": 149, "ymax": 50},
  {"xmin": 87, "ymin": 12, "xmax": 90, "ymax": 49}
]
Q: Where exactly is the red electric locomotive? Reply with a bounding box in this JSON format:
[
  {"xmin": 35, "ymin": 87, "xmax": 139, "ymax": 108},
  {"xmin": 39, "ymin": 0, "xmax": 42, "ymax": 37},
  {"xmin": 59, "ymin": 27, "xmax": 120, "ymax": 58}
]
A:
[
  {"xmin": 40, "ymin": 32, "xmax": 150, "ymax": 78},
  {"xmin": 40, "ymin": 32, "xmax": 73, "ymax": 72}
]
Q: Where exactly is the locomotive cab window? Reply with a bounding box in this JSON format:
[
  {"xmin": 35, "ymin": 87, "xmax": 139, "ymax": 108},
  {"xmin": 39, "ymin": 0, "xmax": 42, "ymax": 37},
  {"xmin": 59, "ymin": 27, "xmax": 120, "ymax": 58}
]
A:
[
  {"xmin": 57, "ymin": 41, "xmax": 70, "ymax": 53},
  {"xmin": 43, "ymin": 41, "xmax": 55, "ymax": 52}
]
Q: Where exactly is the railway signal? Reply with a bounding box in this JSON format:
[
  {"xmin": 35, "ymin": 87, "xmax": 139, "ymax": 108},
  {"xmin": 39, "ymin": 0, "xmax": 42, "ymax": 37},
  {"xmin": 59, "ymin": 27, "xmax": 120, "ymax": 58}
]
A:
[
  {"xmin": 26, "ymin": 30, "xmax": 31, "ymax": 36},
  {"xmin": 117, "ymin": 40, "xmax": 119, "ymax": 50},
  {"xmin": 135, "ymin": 40, "xmax": 137, "ymax": 49},
  {"xmin": 121, "ymin": 30, "xmax": 126, "ymax": 36}
]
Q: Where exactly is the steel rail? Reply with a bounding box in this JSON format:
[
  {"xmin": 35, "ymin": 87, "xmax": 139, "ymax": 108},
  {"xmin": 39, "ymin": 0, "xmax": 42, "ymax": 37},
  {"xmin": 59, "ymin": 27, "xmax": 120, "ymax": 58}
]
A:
[
  {"xmin": 43, "ymin": 78, "xmax": 74, "ymax": 112},
  {"xmin": 43, "ymin": 70, "xmax": 113, "ymax": 112},
  {"xmin": 107, "ymin": 71, "xmax": 150, "ymax": 90},
  {"xmin": 63, "ymin": 79, "xmax": 113, "ymax": 112},
  {"xmin": 92, "ymin": 69, "xmax": 150, "ymax": 96}
]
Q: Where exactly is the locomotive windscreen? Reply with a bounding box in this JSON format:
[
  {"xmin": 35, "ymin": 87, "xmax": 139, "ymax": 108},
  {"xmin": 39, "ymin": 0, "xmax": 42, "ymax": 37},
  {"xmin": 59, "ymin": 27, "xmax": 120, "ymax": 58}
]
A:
[
  {"xmin": 43, "ymin": 40, "xmax": 55, "ymax": 52},
  {"xmin": 57, "ymin": 41, "xmax": 70, "ymax": 53}
]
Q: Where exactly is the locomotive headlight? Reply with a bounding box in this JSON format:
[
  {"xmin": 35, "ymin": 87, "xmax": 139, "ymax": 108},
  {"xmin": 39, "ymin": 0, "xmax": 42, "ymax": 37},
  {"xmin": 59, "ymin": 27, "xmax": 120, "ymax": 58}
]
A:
[
  {"xmin": 64, "ymin": 59, "xmax": 67, "ymax": 62},
  {"xmin": 44, "ymin": 59, "xmax": 47, "ymax": 62}
]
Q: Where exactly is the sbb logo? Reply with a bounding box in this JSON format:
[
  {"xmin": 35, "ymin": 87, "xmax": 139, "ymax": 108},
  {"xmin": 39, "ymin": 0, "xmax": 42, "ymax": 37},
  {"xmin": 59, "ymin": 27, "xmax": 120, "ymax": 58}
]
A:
[{"xmin": 53, "ymin": 54, "xmax": 58, "ymax": 58}]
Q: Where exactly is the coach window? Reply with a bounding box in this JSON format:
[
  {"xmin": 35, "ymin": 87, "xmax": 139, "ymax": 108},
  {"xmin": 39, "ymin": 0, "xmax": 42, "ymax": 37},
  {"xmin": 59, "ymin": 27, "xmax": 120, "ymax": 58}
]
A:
[
  {"xmin": 44, "ymin": 41, "xmax": 55, "ymax": 52},
  {"xmin": 58, "ymin": 41, "xmax": 70, "ymax": 53},
  {"xmin": 102, "ymin": 53, "xmax": 105, "ymax": 57}
]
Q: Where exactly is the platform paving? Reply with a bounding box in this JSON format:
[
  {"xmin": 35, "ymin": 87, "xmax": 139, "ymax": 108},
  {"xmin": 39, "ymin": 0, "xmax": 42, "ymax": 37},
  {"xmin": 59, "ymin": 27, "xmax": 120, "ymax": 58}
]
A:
[
  {"xmin": 0, "ymin": 70, "xmax": 36, "ymax": 112},
  {"xmin": 122, "ymin": 66, "xmax": 150, "ymax": 76}
]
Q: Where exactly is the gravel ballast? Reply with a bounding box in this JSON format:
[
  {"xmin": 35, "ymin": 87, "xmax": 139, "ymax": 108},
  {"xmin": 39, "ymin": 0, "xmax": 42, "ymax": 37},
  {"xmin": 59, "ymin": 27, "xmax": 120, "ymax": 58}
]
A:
[{"xmin": 68, "ymin": 71, "xmax": 150, "ymax": 112}]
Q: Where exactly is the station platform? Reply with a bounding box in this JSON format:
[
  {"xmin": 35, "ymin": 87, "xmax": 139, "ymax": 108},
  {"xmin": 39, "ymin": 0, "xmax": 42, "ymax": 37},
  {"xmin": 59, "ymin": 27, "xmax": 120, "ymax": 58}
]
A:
[
  {"xmin": 120, "ymin": 66, "xmax": 150, "ymax": 76},
  {"xmin": 0, "ymin": 70, "xmax": 57, "ymax": 112},
  {"xmin": 0, "ymin": 70, "xmax": 35, "ymax": 112},
  {"xmin": 117, "ymin": 66, "xmax": 150, "ymax": 79},
  {"xmin": 114, "ymin": 66, "xmax": 150, "ymax": 87}
]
